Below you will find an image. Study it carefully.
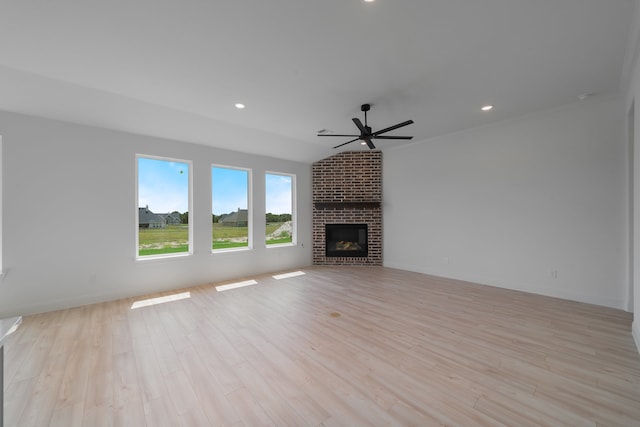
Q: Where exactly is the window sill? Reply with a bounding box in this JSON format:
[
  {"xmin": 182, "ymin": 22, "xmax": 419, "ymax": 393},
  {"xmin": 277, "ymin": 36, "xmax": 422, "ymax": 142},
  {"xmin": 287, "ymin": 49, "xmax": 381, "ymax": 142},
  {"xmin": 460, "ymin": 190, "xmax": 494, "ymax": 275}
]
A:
[
  {"xmin": 212, "ymin": 247, "xmax": 253, "ymax": 254},
  {"xmin": 136, "ymin": 252, "xmax": 192, "ymax": 262},
  {"xmin": 266, "ymin": 242, "xmax": 296, "ymax": 249}
]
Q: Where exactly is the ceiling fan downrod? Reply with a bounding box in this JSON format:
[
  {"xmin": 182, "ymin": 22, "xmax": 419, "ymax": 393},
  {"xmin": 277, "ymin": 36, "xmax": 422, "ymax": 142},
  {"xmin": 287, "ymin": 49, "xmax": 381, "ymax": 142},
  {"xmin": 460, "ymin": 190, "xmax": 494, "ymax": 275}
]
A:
[{"xmin": 361, "ymin": 103, "xmax": 371, "ymax": 131}]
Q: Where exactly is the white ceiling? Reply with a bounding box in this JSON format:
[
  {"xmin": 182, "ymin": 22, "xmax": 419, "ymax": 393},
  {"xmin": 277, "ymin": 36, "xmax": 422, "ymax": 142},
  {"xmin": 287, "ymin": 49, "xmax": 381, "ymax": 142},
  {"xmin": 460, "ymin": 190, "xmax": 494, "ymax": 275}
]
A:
[{"xmin": 0, "ymin": 0, "xmax": 634, "ymax": 163}]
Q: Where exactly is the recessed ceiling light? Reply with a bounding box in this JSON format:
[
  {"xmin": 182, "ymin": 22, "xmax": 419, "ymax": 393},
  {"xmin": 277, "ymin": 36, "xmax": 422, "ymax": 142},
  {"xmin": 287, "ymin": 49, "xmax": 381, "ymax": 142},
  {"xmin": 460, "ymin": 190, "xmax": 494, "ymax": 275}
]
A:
[
  {"xmin": 364, "ymin": 0, "xmax": 375, "ymax": 2},
  {"xmin": 578, "ymin": 93, "xmax": 593, "ymax": 101},
  {"xmin": 481, "ymin": 105, "xmax": 494, "ymax": 111},
  {"xmin": 360, "ymin": 141, "xmax": 367, "ymax": 145},
  {"xmin": 235, "ymin": 103, "xmax": 246, "ymax": 109}
]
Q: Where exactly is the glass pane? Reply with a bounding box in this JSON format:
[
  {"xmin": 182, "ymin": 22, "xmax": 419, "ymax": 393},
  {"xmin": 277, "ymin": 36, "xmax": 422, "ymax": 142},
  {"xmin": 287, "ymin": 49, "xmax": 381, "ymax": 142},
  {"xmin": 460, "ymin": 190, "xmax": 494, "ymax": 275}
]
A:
[
  {"xmin": 212, "ymin": 166, "xmax": 249, "ymax": 250},
  {"xmin": 138, "ymin": 157, "xmax": 190, "ymax": 257},
  {"xmin": 265, "ymin": 173, "xmax": 293, "ymax": 245}
]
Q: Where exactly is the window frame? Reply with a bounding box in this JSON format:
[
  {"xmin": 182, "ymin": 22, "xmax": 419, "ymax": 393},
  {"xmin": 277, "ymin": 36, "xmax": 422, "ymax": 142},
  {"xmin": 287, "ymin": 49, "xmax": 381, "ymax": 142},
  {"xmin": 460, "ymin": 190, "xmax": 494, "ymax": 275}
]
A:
[
  {"xmin": 211, "ymin": 164, "xmax": 253, "ymax": 253},
  {"xmin": 265, "ymin": 171, "xmax": 296, "ymax": 248},
  {"xmin": 0, "ymin": 136, "xmax": 3, "ymax": 274},
  {"xmin": 135, "ymin": 154, "xmax": 193, "ymax": 261}
]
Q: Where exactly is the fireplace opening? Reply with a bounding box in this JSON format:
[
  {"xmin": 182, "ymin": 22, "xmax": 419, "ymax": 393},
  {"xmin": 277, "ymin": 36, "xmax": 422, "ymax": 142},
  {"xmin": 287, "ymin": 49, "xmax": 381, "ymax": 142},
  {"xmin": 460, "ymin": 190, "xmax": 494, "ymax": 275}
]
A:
[{"xmin": 325, "ymin": 224, "xmax": 368, "ymax": 257}]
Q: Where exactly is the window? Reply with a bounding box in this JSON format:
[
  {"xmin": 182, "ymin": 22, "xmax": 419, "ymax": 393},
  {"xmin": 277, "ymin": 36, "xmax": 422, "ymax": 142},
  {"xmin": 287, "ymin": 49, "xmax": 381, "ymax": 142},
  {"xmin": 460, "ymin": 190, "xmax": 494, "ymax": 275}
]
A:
[
  {"xmin": 136, "ymin": 155, "xmax": 192, "ymax": 258},
  {"xmin": 265, "ymin": 172, "xmax": 295, "ymax": 246},
  {"xmin": 212, "ymin": 165, "xmax": 251, "ymax": 251}
]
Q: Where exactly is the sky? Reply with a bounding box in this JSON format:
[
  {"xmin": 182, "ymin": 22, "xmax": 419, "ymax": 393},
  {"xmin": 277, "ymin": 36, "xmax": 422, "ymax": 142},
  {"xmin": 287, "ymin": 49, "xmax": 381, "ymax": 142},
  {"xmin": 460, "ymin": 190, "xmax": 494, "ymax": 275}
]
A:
[
  {"xmin": 138, "ymin": 157, "xmax": 292, "ymax": 215},
  {"xmin": 265, "ymin": 173, "xmax": 292, "ymax": 215},
  {"xmin": 138, "ymin": 157, "xmax": 189, "ymax": 213},
  {"xmin": 212, "ymin": 166, "xmax": 248, "ymax": 215}
]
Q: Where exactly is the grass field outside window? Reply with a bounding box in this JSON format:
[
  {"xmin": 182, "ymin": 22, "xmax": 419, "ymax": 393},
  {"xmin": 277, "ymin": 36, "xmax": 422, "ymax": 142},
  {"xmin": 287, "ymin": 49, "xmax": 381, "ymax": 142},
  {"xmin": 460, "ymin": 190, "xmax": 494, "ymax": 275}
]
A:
[{"xmin": 138, "ymin": 222, "xmax": 290, "ymax": 254}]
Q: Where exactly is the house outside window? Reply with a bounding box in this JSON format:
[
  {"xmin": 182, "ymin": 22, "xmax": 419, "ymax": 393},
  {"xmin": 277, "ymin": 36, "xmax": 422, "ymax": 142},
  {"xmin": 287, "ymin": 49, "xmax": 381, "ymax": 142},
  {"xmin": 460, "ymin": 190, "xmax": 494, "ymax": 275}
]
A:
[{"xmin": 136, "ymin": 155, "xmax": 192, "ymax": 258}]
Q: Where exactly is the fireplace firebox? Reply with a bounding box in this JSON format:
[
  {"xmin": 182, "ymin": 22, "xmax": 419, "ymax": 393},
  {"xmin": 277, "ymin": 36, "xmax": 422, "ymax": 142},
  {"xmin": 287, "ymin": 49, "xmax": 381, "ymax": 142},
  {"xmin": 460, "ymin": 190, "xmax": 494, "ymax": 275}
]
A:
[{"xmin": 325, "ymin": 224, "xmax": 368, "ymax": 257}]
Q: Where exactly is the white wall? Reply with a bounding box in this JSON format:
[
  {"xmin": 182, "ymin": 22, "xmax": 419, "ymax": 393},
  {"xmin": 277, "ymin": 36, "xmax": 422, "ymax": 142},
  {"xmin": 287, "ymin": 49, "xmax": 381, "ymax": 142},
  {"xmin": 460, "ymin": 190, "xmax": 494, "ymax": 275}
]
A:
[
  {"xmin": 625, "ymin": 0, "xmax": 640, "ymax": 353},
  {"xmin": 384, "ymin": 95, "xmax": 628, "ymax": 310},
  {"xmin": 629, "ymin": 98, "xmax": 639, "ymax": 352},
  {"xmin": 0, "ymin": 111, "xmax": 312, "ymax": 317}
]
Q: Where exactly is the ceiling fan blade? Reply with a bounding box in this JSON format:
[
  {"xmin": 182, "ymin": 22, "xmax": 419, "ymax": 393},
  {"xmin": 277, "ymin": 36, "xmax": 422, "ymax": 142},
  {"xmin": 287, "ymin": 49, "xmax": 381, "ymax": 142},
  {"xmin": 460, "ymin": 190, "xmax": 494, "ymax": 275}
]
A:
[
  {"xmin": 373, "ymin": 120, "xmax": 414, "ymax": 136},
  {"xmin": 372, "ymin": 135, "xmax": 413, "ymax": 140},
  {"xmin": 317, "ymin": 134, "xmax": 360, "ymax": 137},
  {"xmin": 363, "ymin": 138, "xmax": 376, "ymax": 150},
  {"xmin": 333, "ymin": 137, "xmax": 361, "ymax": 149},
  {"xmin": 352, "ymin": 117, "xmax": 367, "ymax": 134}
]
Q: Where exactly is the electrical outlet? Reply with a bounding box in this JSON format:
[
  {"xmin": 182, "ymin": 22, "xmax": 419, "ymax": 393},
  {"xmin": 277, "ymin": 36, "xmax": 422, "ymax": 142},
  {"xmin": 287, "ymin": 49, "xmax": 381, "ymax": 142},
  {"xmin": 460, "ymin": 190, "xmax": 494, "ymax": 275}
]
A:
[{"xmin": 550, "ymin": 270, "xmax": 558, "ymax": 279}]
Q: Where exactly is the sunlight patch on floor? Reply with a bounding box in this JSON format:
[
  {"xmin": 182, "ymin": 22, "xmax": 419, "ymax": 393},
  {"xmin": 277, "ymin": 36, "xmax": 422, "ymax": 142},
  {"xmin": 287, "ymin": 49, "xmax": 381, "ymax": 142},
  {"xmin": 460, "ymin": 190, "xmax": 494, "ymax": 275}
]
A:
[
  {"xmin": 272, "ymin": 271, "xmax": 306, "ymax": 280},
  {"xmin": 216, "ymin": 279, "xmax": 258, "ymax": 292},
  {"xmin": 131, "ymin": 291, "xmax": 191, "ymax": 309}
]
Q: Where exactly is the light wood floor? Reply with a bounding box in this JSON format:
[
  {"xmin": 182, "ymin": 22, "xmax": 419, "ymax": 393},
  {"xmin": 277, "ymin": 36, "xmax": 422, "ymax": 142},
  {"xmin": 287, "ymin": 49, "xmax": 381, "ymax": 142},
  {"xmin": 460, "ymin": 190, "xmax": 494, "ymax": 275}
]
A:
[{"xmin": 4, "ymin": 267, "xmax": 640, "ymax": 426}]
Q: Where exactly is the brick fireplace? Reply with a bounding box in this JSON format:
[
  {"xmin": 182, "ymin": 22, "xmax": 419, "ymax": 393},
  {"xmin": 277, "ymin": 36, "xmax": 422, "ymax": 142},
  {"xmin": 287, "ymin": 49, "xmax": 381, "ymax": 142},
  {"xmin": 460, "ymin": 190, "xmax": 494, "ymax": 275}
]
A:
[{"xmin": 312, "ymin": 151, "xmax": 382, "ymax": 265}]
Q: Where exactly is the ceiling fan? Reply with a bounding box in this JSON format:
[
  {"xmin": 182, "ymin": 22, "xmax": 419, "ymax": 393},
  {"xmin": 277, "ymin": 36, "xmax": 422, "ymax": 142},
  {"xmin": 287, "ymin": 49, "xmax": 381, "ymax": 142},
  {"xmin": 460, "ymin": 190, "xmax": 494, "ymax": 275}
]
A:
[{"xmin": 317, "ymin": 103, "xmax": 414, "ymax": 149}]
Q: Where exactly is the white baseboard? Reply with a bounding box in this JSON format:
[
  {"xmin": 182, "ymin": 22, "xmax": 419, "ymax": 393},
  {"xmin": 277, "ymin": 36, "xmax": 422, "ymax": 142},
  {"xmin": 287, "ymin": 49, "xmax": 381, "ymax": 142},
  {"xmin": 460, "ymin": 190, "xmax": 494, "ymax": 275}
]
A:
[
  {"xmin": 633, "ymin": 321, "xmax": 640, "ymax": 356},
  {"xmin": 382, "ymin": 262, "xmax": 625, "ymax": 309}
]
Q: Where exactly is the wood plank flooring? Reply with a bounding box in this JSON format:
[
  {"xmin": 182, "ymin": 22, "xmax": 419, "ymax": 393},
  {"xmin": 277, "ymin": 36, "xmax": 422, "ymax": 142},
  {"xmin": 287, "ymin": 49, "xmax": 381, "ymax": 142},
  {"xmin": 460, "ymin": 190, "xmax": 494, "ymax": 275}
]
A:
[{"xmin": 4, "ymin": 266, "xmax": 640, "ymax": 426}]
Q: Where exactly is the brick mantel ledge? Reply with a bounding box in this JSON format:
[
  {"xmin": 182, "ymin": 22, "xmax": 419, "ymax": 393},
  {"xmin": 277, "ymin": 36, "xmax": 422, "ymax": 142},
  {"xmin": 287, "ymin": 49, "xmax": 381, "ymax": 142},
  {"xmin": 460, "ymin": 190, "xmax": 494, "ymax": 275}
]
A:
[{"xmin": 313, "ymin": 201, "xmax": 381, "ymax": 209}]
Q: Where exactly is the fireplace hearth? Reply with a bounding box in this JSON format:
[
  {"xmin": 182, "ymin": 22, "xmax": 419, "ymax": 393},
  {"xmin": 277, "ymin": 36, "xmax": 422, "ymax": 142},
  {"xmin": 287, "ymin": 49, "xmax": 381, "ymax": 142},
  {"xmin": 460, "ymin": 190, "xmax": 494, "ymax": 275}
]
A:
[{"xmin": 325, "ymin": 224, "xmax": 368, "ymax": 257}]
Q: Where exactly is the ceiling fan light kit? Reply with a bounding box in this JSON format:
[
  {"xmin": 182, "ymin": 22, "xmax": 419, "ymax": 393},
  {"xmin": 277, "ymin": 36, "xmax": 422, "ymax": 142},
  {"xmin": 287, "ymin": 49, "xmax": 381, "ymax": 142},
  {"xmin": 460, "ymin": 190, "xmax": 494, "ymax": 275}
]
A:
[{"xmin": 317, "ymin": 104, "xmax": 414, "ymax": 150}]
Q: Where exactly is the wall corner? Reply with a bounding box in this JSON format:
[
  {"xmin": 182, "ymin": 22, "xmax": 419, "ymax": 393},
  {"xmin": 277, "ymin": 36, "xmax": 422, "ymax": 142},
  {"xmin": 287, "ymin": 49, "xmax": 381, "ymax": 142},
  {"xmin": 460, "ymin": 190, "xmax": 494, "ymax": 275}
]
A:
[{"xmin": 633, "ymin": 320, "xmax": 640, "ymax": 355}]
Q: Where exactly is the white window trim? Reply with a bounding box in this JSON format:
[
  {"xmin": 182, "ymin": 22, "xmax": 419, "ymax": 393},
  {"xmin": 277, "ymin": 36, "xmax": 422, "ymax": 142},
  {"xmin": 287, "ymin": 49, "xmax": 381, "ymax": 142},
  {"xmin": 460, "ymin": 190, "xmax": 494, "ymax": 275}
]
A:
[
  {"xmin": 211, "ymin": 164, "xmax": 253, "ymax": 253},
  {"xmin": 265, "ymin": 171, "xmax": 296, "ymax": 248},
  {"xmin": 0, "ymin": 136, "xmax": 3, "ymax": 275},
  {"xmin": 135, "ymin": 154, "xmax": 193, "ymax": 261}
]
